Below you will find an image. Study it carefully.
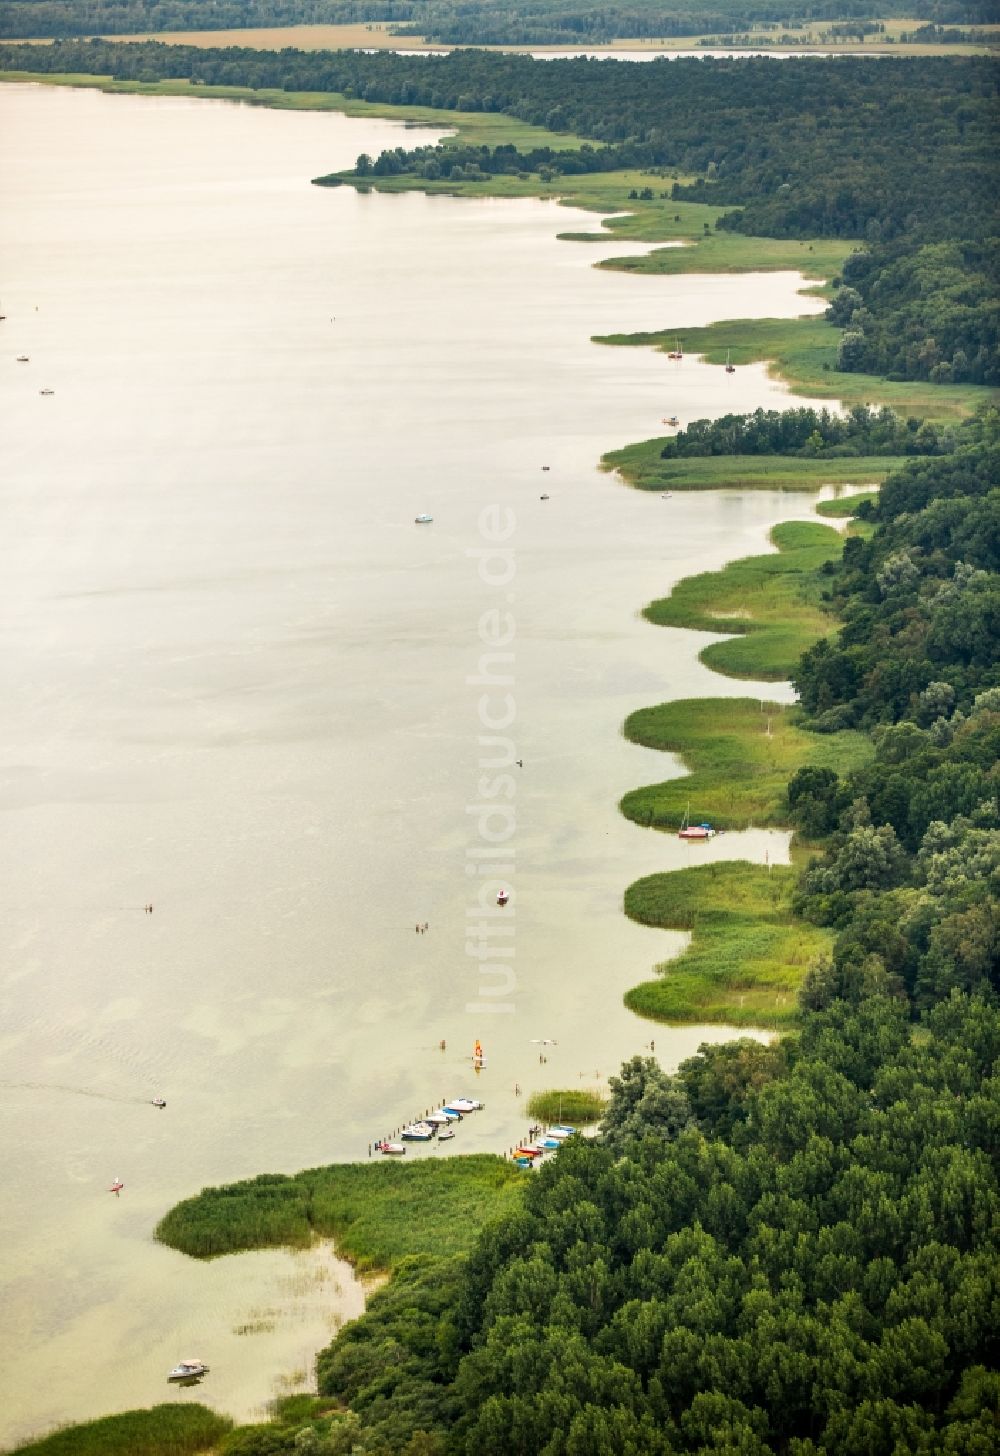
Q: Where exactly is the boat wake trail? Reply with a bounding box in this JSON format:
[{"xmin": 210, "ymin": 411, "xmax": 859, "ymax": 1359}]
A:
[{"xmin": 0, "ymin": 1080, "xmax": 154, "ymax": 1105}]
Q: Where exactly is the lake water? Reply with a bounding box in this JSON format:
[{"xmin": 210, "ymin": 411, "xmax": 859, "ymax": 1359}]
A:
[{"xmin": 0, "ymin": 81, "xmax": 840, "ymax": 1443}]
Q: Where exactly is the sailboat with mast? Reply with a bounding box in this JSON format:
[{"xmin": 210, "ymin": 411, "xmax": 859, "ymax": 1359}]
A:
[
  {"xmin": 667, "ymin": 338, "xmax": 683, "ymax": 360},
  {"xmin": 725, "ymin": 349, "xmax": 736, "ymax": 374},
  {"xmin": 678, "ymin": 804, "xmax": 717, "ymax": 840}
]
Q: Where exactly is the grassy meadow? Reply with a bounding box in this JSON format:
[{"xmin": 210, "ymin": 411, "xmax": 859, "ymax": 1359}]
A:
[
  {"xmin": 642, "ymin": 519, "xmax": 843, "ymax": 680},
  {"xmin": 620, "ymin": 697, "xmax": 871, "ymax": 830},
  {"xmin": 90, "ymin": 19, "xmax": 1000, "ymax": 56},
  {"xmin": 156, "ymin": 1155, "xmax": 523, "ymax": 1270},
  {"xmin": 624, "ymin": 862, "xmax": 830, "ymax": 1027},
  {"xmin": 527, "ymin": 1088, "xmax": 606, "ymax": 1123},
  {"xmin": 602, "ymin": 437, "xmax": 903, "ymax": 492},
  {"xmin": 815, "ymin": 489, "xmax": 878, "ymax": 517},
  {"xmin": 8, "ymin": 1406, "xmax": 232, "ymax": 1456}
]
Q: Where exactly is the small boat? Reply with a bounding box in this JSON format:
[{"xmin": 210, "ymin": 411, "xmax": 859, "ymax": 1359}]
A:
[
  {"xmin": 378, "ymin": 1141, "xmax": 406, "ymax": 1155},
  {"xmin": 414, "ymin": 514, "xmax": 433, "ymax": 524},
  {"xmin": 432, "ymin": 1107, "xmax": 462, "ymax": 1122},
  {"xmin": 661, "ymin": 492, "xmax": 673, "ymax": 500},
  {"xmin": 667, "ymin": 338, "xmax": 683, "ymax": 360},
  {"xmin": 401, "ymin": 1122, "xmax": 435, "ymax": 1141},
  {"xmin": 16, "ymin": 355, "xmax": 29, "ymax": 363},
  {"xmin": 546, "ymin": 1126, "xmax": 575, "ymax": 1140},
  {"xmin": 514, "ymin": 1147, "xmax": 542, "ymax": 1159},
  {"xmin": 540, "ymin": 493, "xmax": 550, "ymax": 500},
  {"xmin": 541, "ymin": 465, "xmax": 550, "ymax": 471},
  {"xmin": 168, "ymin": 1360, "xmax": 209, "ymax": 1382},
  {"xmin": 108, "ymin": 1178, "xmax": 124, "ymax": 1195},
  {"xmin": 515, "ymin": 1157, "xmax": 534, "ymax": 1168},
  {"xmin": 536, "ymin": 1136, "xmax": 562, "ymax": 1150},
  {"xmin": 438, "ymin": 1128, "xmax": 456, "ymax": 1141},
  {"xmin": 496, "ymin": 889, "xmax": 510, "ymax": 907},
  {"xmin": 662, "ymin": 415, "xmax": 679, "ymax": 427},
  {"xmin": 40, "ymin": 388, "xmax": 55, "ymax": 396},
  {"xmin": 678, "ymin": 804, "xmax": 716, "ymax": 840},
  {"xmin": 448, "ymin": 1097, "xmax": 482, "ymax": 1113},
  {"xmin": 151, "ymin": 1097, "xmax": 167, "ymax": 1109},
  {"xmin": 725, "ymin": 349, "xmax": 736, "ymax": 374}
]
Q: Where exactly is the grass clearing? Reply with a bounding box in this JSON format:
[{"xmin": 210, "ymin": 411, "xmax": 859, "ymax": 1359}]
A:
[
  {"xmin": 620, "ymin": 697, "xmax": 872, "ymax": 830},
  {"xmin": 624, "ymin": 862, "xmax": 830, "ymax": 1027},
  {"xmin": 87, "ymin": 22, "xmax": 999, "ymax": 57},
  {"xmin": 156, "ymin": 1155, "xmax": 523, "ymax": 1271},
  {"xmin": 642, "ymin": 520, "xmax": 843, "ymax": 680},
  {"xmin": 815, "ymin": 490, "xmax": 878, "ymax": 517},
  {"xmin": 8, "ymin": 1406, "xmax": 232, "ymax": 1456},
  {"xmin": 527, "ymin": 1088, "xmax": 606, "ymax": 1124}
]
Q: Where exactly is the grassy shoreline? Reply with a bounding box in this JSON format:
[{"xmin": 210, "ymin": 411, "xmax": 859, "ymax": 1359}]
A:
[
  {"xmin": 621, "ymin": 696, "xmax": 871, "ymax": 831},
  {"xmin": 155, "ymin": 1155, "xmax": 522, "ymax": 1269},
  {"xmin": 624, "ymin": 861, "xmax": 830, "ymax": 1027},
  {"xmin": 603, "ymin": 443, "xmax": 904, "ymax": 492},
  {"xmin": 643, "ymin": 518, "xmax": 845, "ymax": 680}
]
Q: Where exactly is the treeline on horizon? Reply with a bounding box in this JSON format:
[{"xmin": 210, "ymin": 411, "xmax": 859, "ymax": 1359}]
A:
[
  {"xmin": 4, "ymin": 0, "xmax": 999, "ymax": 42},
  {"xmin": 6, "ymin": 42, "xmax": 995, "ymax": 384},
  {"xmin": 177, "ymin": 416, "xmax": 999, "ymax": 1453}
]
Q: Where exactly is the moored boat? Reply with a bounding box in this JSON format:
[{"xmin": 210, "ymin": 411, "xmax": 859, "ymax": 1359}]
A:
[
  {"xmin": 415, "ymin": 513, "xmax": 433, "ymax": 523},
  {"xmin": 401, "ymin": 1122, "xmax": 435, "ymax": 1141},
  {"xmin": 378, "ymin": 1141, "xmax": 406, "ymax": 1155},
  {"xmin": 168, "ymin": 1360, "xmax": 208, "ymax": 1381},
  {"xmin": 678, "ymin": 823, "xmax": 716, "ymax": 840}
]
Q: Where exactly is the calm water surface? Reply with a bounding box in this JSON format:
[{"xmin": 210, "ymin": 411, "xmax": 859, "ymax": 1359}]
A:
[{"xmin": 1, "ymin": 82, "xmax": 843, "ymax": 1442}]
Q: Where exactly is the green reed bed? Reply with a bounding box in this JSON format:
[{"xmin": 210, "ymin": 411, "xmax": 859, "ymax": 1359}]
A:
[
  {"xmin": 814, "ymin": 489, "xmax": 879, "ymax": 517},
  {"xmin": 527, "ymin": 1089, "xmax": 606, "ymax": 1124},
  {"xmin": 624, "ymin": 862, "xmax": 830, "ymax": 1027},
  {"xmin": 8, "ymin": 1406, "xmax": 232, "ymax": 1456},
  {"xmin": 620, "ymin": 696, "xmax": 871, "ymax": 831},
  {"xmin": 602, "ymin": 439, "xmax": 903, "ymax": 493},
  {"xmin": 642, "ymin": 519, "xmax": 842, "ymax": 681},
  {"xmin": 156, "ymin": 1156, "xmax": 523, "ymax": 1271}
]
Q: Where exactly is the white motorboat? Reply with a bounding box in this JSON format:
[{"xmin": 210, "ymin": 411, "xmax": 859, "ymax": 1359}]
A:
[
  {"xmin": 168, "ymin": 1360, "xmax": 209, "ymax": 1381},
  {"xmin": 438, "ymin": 1128, "xmax": 456, "ymax": 1141},
  {"xmin": 447, "ymin": 1098, "xmax": 482, "ymax": 1113},
  {"xmin": 415, "ymin": 514, "xmax": 433, "ymax": 524},
  {"xmin": 401, "ymin": 1123, "xmax": 435, "ymax": 1141}
]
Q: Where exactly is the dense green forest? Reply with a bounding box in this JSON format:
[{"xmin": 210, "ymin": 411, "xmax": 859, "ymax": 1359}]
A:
[
  {"xmin": 659, "ymin": 405, "xmax": 956, "ymax": 460},
  {"xmin": 3, "ymin": 0, "xmax": 999, "ymax": 42},
  {"xmin": 6, "ymin": 42, "xmax": 995, "ymax": 383},
  {"xmin": 149, "ymin": 423, "xmax": 997, "ymax": 1456}
]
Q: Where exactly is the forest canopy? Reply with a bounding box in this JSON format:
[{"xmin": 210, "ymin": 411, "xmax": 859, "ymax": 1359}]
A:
[{"xmin": 4, "ymin": 0, "xmax": 1000, "ymax": 42}]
